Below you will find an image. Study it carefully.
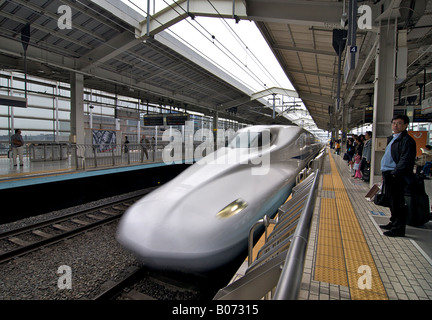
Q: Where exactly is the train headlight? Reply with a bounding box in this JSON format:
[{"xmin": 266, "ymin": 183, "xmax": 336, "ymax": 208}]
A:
[{"xmin": 216, "ymin": 198, "xmax": 248, "ymax": 219}]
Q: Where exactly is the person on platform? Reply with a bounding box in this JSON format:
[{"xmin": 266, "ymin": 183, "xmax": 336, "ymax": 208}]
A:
[
  {"xmin": 140, "ymin": 134, "xmax": 149, "ymax": 160},
  {"xmin": 10, "ymin": 129, "xmax": 25, "ymax": 167},
  {"xmin": 418, "ymin": 145, "xmax": 432, "ymax": 178},
  {"xmin": 124, "ymin": 136, "xmax": 130, "ymax": 154},
  {"xmin": 379, "ymin": 115, "xmax": 417, "ymax": 237},
  {"xmin": 353, "ymin": 152, "xmax": 363, "ymax": 179},
  {"xmin": 361, "ymin": 131, "xmax": 372, "ymax": 181}
]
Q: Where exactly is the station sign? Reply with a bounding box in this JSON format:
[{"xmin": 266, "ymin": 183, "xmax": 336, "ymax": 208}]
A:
[
  {"xmin": 0, "ymin": 94, "xmax": 27, "ymax": 108},
  {"xmin": 144, "ymin": 113, "xmax": 189, "ymax": 126},
  {"xmin": 421, "ymin": 97, "xmax": 432, "ymax": 115},
  {"xmin": 394, "ymin": 108, "xmax": 432, "ymax": 122}
]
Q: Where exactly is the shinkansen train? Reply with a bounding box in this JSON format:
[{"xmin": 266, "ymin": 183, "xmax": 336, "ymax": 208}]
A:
[{"xmin": 117, "ymin": 125, "xmax": 323, "ymax": 274}]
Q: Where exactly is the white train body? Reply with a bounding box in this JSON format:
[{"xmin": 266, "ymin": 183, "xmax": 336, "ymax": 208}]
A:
[{"xmin": 116, "ymin": 125, "xmax": 322, "ymax": 274}]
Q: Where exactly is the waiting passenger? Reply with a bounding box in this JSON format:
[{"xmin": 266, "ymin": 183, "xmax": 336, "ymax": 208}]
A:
[
  {"xmin": 379, "ymin": 115, "xmax": 416, "ymax": 237},
  {"xmin": 353, "ymin": 152, "xmax": 362, "ymax": 179},
  {"xmin": 140, "ymin": 135, "xmax": 149, "ymax": 159},
  {"xmin": 335, "ymin": 139, "xmax": 341, "ymax": 155},
  {"xmin": 344, "ymin": 138, "xmax": 355, "ymax": 172},
  {"xmin": 361, "ymin": 131, "xmax": 372, "ymax": 182},
  {"xmin": 417, "ymin": 145, "xmax": 432, "ymax": 179},
  {"xmin": 124, "ymin": 136, "xmax": 129, "ymax": 153},
  {"xmin": 10, "ymin": 129, "xmax": 25, "ymax": 167}
]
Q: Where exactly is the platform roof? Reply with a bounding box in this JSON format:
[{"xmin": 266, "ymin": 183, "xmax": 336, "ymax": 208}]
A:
[
  {"xmin": 248, "ymin": 0, "xmax": 432, "ymax": 130},
  {"xmin": 1, "ymin": 0, "xmax": 431, "ymax": 132},
  {"xmin": 0, "ymin": 0, "xmax": 291, "ymax": 126}
]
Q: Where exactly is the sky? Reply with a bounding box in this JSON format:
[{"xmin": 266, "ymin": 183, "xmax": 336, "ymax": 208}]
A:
[
  {"xmin": 167, "ymin": 17, "xmax": 295, "ymax": 93},
  {"xmin": 125, "ymin": 0, "xmax": 294, "ymax": 92},
  {"xmin": 122, "ymin": 0, "xmax": 319, "ymax": 131}
]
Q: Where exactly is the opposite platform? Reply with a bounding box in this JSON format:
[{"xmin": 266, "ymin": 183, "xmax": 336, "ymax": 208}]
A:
[{"xmin": 299, "ymin": 149, "xmax": 432, "ymax": 300}]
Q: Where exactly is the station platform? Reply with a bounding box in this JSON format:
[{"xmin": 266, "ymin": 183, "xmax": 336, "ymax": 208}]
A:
[
  {"xmin": 0, "ymin": 156, "xmax": 76, "ymax": 188},
  {"xmin": 0, "ymin": 156, "xmax": 169, "ymax": 190},
  {"xmin": 298, "ymin": 150, "xmax": 432, "ymax": 300},
  {"xmin": 230, "ymin": 149, "xmax": 432, "ymax": 300},
  {"xmin": 3, "ymin": 150, "xmax": 432, "ymax": 300},
  {"xmin": 0, "ymin": 156, "xmax": 189, "ymax": 224}
]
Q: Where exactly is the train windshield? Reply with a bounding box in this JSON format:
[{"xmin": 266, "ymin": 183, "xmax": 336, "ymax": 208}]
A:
[{"xmin": 228, "ymin": 131, "xmax": 271, "ymax": 148}]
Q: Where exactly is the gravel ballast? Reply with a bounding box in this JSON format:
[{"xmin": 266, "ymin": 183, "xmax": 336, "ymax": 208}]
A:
[{"xmin": 0, "ymin": 192, "xmax": 143, "ymax": 300}]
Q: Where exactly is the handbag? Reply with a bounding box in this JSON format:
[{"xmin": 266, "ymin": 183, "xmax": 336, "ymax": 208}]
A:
[
  {"xmin": 374, "ymin": 183, "xmax": 390, "ymax": 207},
  {"xmin": 361, "ymin": 160, "xmax": 370, "ymax": 182},
  {"xmin": 405, "ymin": 193, "xmax": 430, "ymax": 226},
  {"xmin": 362, "ymin": 166, "xmax": 370, "ymax": 182}
]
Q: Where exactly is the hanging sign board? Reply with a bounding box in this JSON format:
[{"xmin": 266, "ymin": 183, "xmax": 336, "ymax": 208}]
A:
[
  {"xmin": 143, "ymin": 113, "xmax": 189, "ymax": 126},
  {"xmin": 421, "ymin": 97, "xmax": 432, "ymax": 115},
  {"xmin": 144, "ymin": 115, "xmax": 164, "ymax": 126},
  {"xmin": 0, "ymin": 94, "xmax": 27, "ymax": 108}
]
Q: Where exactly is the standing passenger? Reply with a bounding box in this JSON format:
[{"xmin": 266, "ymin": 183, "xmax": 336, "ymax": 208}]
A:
[
  {"xmin": 335, "ymin": 140, "xmax": 341, "ymax": 155},
  {"xmin": 140, "ymin": 134, "xmax": 149, "ymax": 159},
  {"xmin": 11, "ymin": 129, "xmax": 25, "ymax": 166},
  {"xmin": 124, "ymin": 136, "xmax": 129, "ymax": 154},
  {"xmin": 418, "ymin": 145, "xmax": 432, "ymax": 178},
  {"xmin": 353, "ymin": 152, "xmax": 362, "ymax": 179},
  {"xmin": 379, "ymin": 115, "xmax": 416, "ymax": 237},
  {"xmin": 361, "ymin": 131, "xmax": 372, "ymax": 180}
]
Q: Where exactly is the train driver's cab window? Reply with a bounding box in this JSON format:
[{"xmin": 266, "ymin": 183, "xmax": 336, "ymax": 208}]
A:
[
  {"xmin": 295, "ymin": 133, "xmax": 307, "ymax": 148},
  {"xmin": 228, "ymin": 131, "xmax": 272, "ymax": 148}
]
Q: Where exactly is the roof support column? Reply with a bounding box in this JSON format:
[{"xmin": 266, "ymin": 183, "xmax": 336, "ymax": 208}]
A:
[
  {"xmin": 212, "ymin": 110, "xmax": 219, "ymax": 150},
  {"xmin": 70, "ymin": 72, "xmax": 85, "ymax": 147},
  {"xmin": 371, "ymin": 21, "xmax": 397, "ymax": 185},
  {"xmin": 342, "ymin": 105, "xmax": 349, "ymax": 151}
]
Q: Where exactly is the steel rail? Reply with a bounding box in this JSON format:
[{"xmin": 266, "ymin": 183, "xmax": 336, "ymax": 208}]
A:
[{"xmin": 0, "ymin": 188, "xmax": 156, "ymax": 264}]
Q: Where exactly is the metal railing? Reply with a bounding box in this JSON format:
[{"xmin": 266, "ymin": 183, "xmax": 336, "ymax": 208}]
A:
[
  {"xmin": 0, "ymin": 140, "xmax": 223, "ymax": 172},
  {"xmin": 214, "ymin": 147, "xmax": 326, "ymax": 300},
  {"xmin": 71, "ymin": 143, "xmax": 159, "ymax": 169},
  {"xmin": 69, "ymin": 141, "xmax": 217, "ymax": 170},
  {"xmin": 273, "ymin": 171, "xmax": 320, "ymax": 299},
  {"xmin": 29, "ymin": 143, "xmax": 70, "ymax": 161}
]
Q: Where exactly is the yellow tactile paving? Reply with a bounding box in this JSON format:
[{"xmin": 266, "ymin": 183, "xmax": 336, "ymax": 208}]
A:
[
  {"xmin": 314, "ymin": 152, "xmax": 388, "ymax": 300},
  {"xmin": 322, "ymin": 174, "xmax": 334, "ymax": 190}
]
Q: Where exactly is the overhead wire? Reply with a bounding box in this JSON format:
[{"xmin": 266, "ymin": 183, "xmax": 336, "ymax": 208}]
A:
[
  {"xmin": 161, "ymin": 0, "xmax": 268, "ymax": 90},
  {"xmin": 205, "ymin": 0, "xmax": 282, "ymax": 88},
  {"xmin": 125, "ymin": 0, "xmax": 259, "ymax": 92},
  {"xmin": 97, "ymin": 0, "xmax": 312, "ymax": 123},
  {"xmin": 6, "ymin": 0, "xmax": 302, "ymax": 121},
  {"xmin": 204, "ymin": 0, "xmax": 310, "ymax": 118}
]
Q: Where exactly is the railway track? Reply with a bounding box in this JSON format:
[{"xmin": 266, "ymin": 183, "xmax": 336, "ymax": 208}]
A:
[
  {"xmin": 93, "ymin": 266, "xmax": 208, "ymax": 300},
  {"xmin": 0, "ymin": 185, "xmax": 214, "ymax": 300},
  {"xmin": 0, "ymin": 187, "xmax": 156, "ymax": 264}
]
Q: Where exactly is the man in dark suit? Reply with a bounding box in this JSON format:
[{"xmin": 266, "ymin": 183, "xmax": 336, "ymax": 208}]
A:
[{"xmin": 379, "ymin": 115, "xmax": 417, "ymax": 237}]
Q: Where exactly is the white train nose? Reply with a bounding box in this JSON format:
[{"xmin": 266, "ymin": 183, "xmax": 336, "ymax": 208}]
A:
[{"xmin": 116, "ymin": 125, "xmax": 324, "ymax": 274}]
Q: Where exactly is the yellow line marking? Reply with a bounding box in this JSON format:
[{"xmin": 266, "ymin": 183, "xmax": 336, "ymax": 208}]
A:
[
  {"xmin": 314, "ymin": 152, "xmax": 388, "ymax": 300},
  {"xmin": 0, "ymin": 168, "xmax": 76, "ymax": 183}
]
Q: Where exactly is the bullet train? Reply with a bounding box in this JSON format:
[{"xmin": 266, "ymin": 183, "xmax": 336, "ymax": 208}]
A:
[{"xmin": 116, "ymin": 125, "xmax": 323, "ymax": 274}]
